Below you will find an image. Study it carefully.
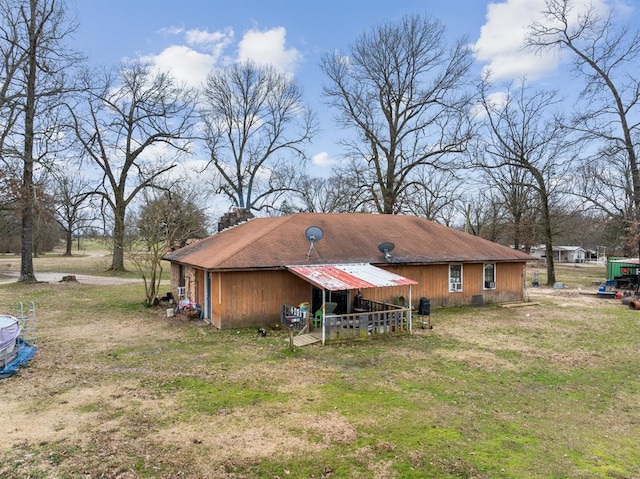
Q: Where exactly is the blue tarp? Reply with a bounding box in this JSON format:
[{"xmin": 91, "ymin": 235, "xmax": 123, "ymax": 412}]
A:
[{"xmin": 0, "ymin": 339, "xmax": 36, "ymax": 379}]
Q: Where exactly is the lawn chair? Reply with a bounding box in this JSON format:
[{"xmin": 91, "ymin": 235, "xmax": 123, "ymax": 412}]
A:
[{"xmin": 313, "ymin": 302, "xmax": 337, "ymax": 328}]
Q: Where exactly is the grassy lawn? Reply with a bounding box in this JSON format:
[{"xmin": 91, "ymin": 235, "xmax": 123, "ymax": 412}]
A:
[
  {"xmin": 1, "ymin": 261, "xmax": 639, "ymax": 478},
  {"xmin": 0, "ymin": 245, "xmax": 166, "ymax": 280},
  {"xmin": 527, "ymin": 262, "xmax": 607, "ymax": 288}
]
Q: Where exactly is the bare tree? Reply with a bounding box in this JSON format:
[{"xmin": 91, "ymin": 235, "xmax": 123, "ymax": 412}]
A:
[
  {"xmin": 474, "ymin": 78, "xmax": 572, "ymax": 285},
  {"xmin": 200, "ymin": 60, "xmax": 316, "ymax": 212},
  {"xmin": 31, "ymin": 183, "xmax": 59, "ymax": 256},
  {"xmin": 131, "ymin": 187, "xmax": 209, "ymax": 305},
  {"xmin": 0, "ymin": 165, "xmax": 21, "ymax": 211},
  {"xmin": 527, "ymin": 0, "xmax": 640, "ymax": 255},
  {"xmin": 0, "ymin": 0, "xmax": 81, "ymax": 281},
  {"xmin": 69, "ymin": 61, "xmax": 197, "ymax": 271},
  {"xmin": 137, "ymin": 186, "xmax": 209, "ymax": 251},
  {"xmin": 51, "ymin": 170, "xmax": 94, "ymax": 256},
  {"xmin": 463, "ymin": 188, "xmax": 506, "ymax": 241},
  {"xmin": 284, "ymin": 168, "xmax": 371, "ymax": 214},
  {"xmin": 574, "ymin": 148, "xmax": 637, "ymax": 255},
  {"xmin": 0, "ymin": 171, "xmax": 57, "ymax": 253},
  {"xmin": 474, "ymin": 162, "xmax": 541, "ymax": 250},
  {"xmin": 320, "ymin": 14, "xmax": 474, "ymax": 214},
  {"xmin": 402, "ymin": 169, "xmax": 464, "ymax": 225}
]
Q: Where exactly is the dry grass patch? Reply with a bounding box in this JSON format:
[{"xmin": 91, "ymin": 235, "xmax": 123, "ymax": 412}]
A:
[{"xmin": 433, "ymin": 348, "xmax": 520, "ymax": 372}]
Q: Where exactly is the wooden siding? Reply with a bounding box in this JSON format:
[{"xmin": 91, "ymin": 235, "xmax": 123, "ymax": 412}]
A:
[
  {"xmin": 171, "ymin": 261, "xmax": 526, "ymax": 330},
  {"xmin": 375, "ymin": 262, "xmax": 525, "ymax": 308},
  {"xmin": 210, "ymin": 271, "xmax": 222, "ymax": 329},
  {"xmin": 195, "ymin": 269, "xmax": 204, "ymax": 305},
  {"xmin": 494, "ymin": 262, "xmax": 526, "ymax": 302},
  {"xmin": 213, "ymin": 270, "xmax": 312, "ymax": 329}
]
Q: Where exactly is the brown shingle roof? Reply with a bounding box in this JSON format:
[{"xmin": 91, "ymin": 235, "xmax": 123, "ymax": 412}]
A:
[{"xmin": 163, "ymin": 212, "xmax": 533, "ymax": 270}]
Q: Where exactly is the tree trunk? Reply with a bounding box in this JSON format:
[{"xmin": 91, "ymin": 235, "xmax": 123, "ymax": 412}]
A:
[
  {"xmin": 541, "ymin": 195, "xmax": 556, "ymax": 286},
  {"xmin": 19, "ymin": 195, "xmax": 37, "ymax": 282},
  {"xmin": 381, "ymin": 179, "xmax": 395, "ymax": 214},
  {"xmin": 629, "ymin": 152, "xmax": 640, "ymax": 258},
  {"xmin": 18, "ymin": 0, "xmax": 39, "ymax": 283},
  {"xmin": 513, "ymin": 217, "xmax": 521, "ymax": 252},
  {"xmin": 64, "ymin": 228, "xmax": 73, "ymax": 256},
  {"xmin": 110, "ymin": 202, "xmax": 127, "ymax": 271},
  {"xmin": 544, "ymin": 239, "xmax": 556, "ymax": 286}
]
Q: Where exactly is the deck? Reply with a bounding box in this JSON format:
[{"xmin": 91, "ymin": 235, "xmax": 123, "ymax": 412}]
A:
[{"xmin": 282, "ymin": 300, "xmax": 413, "ymax": 345}]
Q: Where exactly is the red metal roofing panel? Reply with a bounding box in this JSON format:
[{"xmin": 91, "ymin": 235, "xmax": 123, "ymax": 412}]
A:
[{"xmin": 287, "ymin": 263, "xmax": 418, "ymax": 291}]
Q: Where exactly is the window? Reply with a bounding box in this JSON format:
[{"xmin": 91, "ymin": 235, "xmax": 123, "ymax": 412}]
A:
[
  {"xmin": 484, "ymin": 263, "xmax": 496, "ymax": 289},
  {"xmin": 449, "ymin": 264, "xmax": 462, "ymax": 292}
]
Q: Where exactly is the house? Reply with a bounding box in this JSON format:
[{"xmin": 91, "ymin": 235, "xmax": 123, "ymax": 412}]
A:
[
  {"xmin": 530, "ymin": 245, "xmax": 586, "ymax": 263},
  {"xmin": 163, "ymin": 213, "xmax": 533, "ymax": 340}
]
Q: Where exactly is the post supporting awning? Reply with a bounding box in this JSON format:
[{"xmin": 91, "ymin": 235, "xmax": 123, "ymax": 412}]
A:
[{"xmin": 287, "ymin": 263, "xmax": 418, "ymax": 345}]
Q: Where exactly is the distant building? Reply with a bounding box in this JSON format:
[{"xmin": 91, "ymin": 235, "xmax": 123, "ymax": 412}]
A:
[{"xmin": 530, "ymin": 245, "xmax": 586, "ymax": 263}]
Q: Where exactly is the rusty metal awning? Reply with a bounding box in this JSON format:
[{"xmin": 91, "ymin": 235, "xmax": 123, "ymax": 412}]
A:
[{"xmin": 287, "ymin": 263, "xmax": 418, "ymax": 291}]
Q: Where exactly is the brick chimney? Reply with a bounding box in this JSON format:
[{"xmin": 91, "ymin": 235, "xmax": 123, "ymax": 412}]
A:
[{"xmin": 217, "ymin": 208, "xmax": 255, "ymax": 232}]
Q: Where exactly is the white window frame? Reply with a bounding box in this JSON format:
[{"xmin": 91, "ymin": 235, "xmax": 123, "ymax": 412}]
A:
[
  {"xmin": 449, "ymin": 264, "xmax": 463, "ymax": 292},
  {"xmin": 484, "ymin": 263, "xmax": 496, "ymax": 290}
]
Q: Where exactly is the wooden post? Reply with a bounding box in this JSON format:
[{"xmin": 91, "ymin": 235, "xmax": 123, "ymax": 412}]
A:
[{"xmin": 289, "ymin": 325, "xmax": 294, "ymax": 351}]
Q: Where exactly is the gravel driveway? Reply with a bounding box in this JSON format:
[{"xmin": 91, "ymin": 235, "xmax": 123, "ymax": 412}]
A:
[{"xmin": 0, "ymin": 271, "xmax": 142, "ymax": 285}]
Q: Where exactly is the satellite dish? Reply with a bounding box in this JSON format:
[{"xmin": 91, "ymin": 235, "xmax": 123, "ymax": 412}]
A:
[
  {"xmin": 378, "ymin": 241, "xmax": 395, "ymax": 261},
  {"xmin": 305, "ymin": 226, "xmax": 324, "ymax": 243},
  {"xmin": 378, "ymin": 241, "xmax": 395, "ymax": 253},
  {"xmin": 305, "ymin": 226, "xmax": 324, "ymax": 259}
]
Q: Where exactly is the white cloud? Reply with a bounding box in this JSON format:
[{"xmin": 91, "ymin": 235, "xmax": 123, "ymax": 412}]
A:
[
  {"xmin": 143, "ymin": 45, "xmax": 217, "ymax": 87},
  {"xmin": 185, "ymin": 28, "xmax": 232, "ymax": 46},
  {"xmin": 474, "ymin": 0, "xmax": 611, "ymax": 80},
  {"xmin": 486, "ymin": 91, "xmax": 508, "ymax": 108},
  {"xmin": 185, "ymin": 27, "xmax": 235, "ymax": 59},
  {"xmin": 142, "ymin": 25, "xmax": 300, "ymax": 87},
  {"xmin": 238, "ymin": 27, "xmax": 302, "ymax": 75},
  {"xmin": 158, "ymin": 26, "xmax": 185, "ymax": 36},
  {"xmin": 474, "ymin": 0, "xmax": 551, "ymax": 80},
  {"xmin": 311, "ymin": 151, "xmax": 337, "ymax": 168}
]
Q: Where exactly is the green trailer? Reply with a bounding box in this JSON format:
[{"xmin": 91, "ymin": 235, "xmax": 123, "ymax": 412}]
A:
[{"xmin": 607, "ymin": 258, "xmax": 640, "ymax": 289}]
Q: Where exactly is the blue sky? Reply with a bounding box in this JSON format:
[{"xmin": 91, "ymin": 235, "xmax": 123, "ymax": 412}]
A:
[{"xmin": 70, "ymin": 0, "xmax": 636, "ymax": 176}]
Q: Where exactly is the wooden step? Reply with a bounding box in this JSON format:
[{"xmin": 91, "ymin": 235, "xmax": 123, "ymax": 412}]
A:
[{"xmin": 292, "ymin": 333, "xmax": 321, "ymax": 347}]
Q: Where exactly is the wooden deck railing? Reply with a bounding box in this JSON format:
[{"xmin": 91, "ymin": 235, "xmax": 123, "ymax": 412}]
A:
[
  {"xmin": 322, "ymin": 307, "xmax": 411, "ymax": 342},
  {"xmin": 282, "ymin": 300, "xmax": 411, "ymax": 343}
]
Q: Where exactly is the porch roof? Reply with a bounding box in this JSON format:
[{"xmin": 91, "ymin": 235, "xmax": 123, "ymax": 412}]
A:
[{"xmin": 287, "ymin": 263, "xmax": 418, "ymax": 292}]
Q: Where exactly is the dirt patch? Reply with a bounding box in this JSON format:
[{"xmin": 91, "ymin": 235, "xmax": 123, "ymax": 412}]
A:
[
  {"xmin": 155, "ymin": 409, "xmax": 357, "ymax": 469},
  {"xmin": 0, "ymin": 380, "xmax": 173, "ymax": 447}
]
